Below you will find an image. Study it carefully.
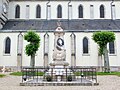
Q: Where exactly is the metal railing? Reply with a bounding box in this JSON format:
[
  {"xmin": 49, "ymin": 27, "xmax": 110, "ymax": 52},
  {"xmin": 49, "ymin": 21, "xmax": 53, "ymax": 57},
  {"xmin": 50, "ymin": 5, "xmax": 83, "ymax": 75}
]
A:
[{"xmin": 21, "ymin": 67, "xmax": 97, "ymax": 83}]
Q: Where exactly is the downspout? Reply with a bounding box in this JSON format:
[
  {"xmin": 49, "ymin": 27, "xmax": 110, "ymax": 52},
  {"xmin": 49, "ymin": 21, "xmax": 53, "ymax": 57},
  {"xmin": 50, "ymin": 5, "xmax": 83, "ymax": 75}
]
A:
[
  {"xmin": 46, "ymin": 0, "xmax": 50, "ymax": 20},
  {"xmin": 110, "ymin": 0, "xmax": 114, "ymax": 20},
  {"xmin": 68, "ymin": 0, "xmax": 71, "ymax": 30},
  {"xmin": 68, "ymin": 0, "xmax": 71, "ymax": 20}
]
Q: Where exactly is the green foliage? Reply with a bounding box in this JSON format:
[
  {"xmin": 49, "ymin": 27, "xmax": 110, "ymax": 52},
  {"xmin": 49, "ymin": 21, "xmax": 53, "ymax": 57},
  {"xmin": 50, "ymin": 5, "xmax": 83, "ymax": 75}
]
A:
[
  {"xmin": 10, "ymin": 72, "xmax": 22, "ymax": 76},
  {"xmin": 92, "ymin": 31, "xmax": 115, "ymax": 46},
  {"xmin": 74, "ymin": 72, "xmax": 81, "ymax": 76},
  {"xmin": 98, "ymin": 47, "xmax": 104, "ymax": 56},
  {"xmin": 67, "ymin": 75, "xmax": 72, "ymax": 81},
  {"xmin": 46, "ymin": 75, "xmax": 52, "ymax": 81},
  {"xmin": 92, "ymin": 31, "xmax": 115, "ymax": 55},
  {"xmin": 97, "ymin": 72, "xmax": 120, "ymax": 76},
  {"xmin": 37, "ymin": 72, "xmax": 45, "ymax": 76},
  {"xmin": 24, "ymin": 30, "xmax": 40, "ymax": 56},
  {"xmin": 10, "ymin": 71, "xmax": 44, "ymax": 76},
  {"xmin": 0, "ymin": 74, "xmax": 6, "ymax": 78}
]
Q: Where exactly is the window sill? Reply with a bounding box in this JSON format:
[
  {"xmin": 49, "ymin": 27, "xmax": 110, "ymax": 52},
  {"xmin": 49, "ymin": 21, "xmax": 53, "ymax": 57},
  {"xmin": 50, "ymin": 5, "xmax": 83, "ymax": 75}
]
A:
[
  {"xmin": 82, "ymin": 53, "xmax": 90, "ymax": 56},
  {"xmin": 109, "ymin": 54, "xmax": 117, "ymax": 56},
  {"xmin": 3, "ymin": 54, "xmax": 11, "ymax": 56}
]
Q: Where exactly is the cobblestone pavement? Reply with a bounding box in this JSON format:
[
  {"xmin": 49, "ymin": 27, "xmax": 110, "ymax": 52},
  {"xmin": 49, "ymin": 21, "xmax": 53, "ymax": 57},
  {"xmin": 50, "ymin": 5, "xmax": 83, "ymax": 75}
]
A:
[{"xmin": 0, "ymin": 73, "xmax": 120, "ymax": 90}]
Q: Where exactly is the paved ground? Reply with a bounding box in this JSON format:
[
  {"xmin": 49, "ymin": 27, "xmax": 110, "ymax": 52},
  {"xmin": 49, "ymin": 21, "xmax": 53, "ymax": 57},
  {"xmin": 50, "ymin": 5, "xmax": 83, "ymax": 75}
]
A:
[{"xmin": 0, "ymin": 73, "xmax": 120, "ymax": 90}]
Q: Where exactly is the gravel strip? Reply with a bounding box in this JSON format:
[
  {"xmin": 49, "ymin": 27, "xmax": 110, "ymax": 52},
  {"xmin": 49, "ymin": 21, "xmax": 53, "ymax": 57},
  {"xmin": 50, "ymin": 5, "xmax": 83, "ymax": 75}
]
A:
[{"xmin": 0, "ymin": 73, "xmax": 120, "ymax": 90}]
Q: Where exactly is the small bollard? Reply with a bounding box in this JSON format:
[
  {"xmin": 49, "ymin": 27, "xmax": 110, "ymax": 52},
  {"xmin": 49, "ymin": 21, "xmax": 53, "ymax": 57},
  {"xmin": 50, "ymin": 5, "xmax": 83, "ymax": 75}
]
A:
[
  {"xmin": 81, "ymin": 73, "xmax": 84, "ymax": 83},
  {"xmin": 23, "ymin": 75, "xmax": 27, "ymax": 81}
]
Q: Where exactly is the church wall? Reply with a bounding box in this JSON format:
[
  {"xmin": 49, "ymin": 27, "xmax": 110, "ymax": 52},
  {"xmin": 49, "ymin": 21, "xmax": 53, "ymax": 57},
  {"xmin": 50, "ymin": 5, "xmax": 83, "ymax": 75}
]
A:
[
  {"xmin": 114, "ymin": 2, "xmax": 120, "ymax": 19},
  {"xmin": 8, "ymin": 1, "xmax": 120, "ymax": 19},
  {"xmin": 0, "ymin": 32, "xmax": 120, "ymax": 68},
  {"xmin": 0, "ymin": 33, "xmax": 18, "ymax": 66},
  {"xmin": 8, "ymin": 1, "xmax": 47, "ymax": 19},
  {"xmin": 110, "ymin": 33, "xmax": 120, "ymax": 66},
  {"xmin": 47, "ymin": 1, "xmax": 68, "ymax": 19},
  {"xmin": 72, "ymin": 1, "xmax": 111, "ymax": 19},
  {"xmin": 75, "ymin": 32, "xmax": 98, "ymax": 66}
]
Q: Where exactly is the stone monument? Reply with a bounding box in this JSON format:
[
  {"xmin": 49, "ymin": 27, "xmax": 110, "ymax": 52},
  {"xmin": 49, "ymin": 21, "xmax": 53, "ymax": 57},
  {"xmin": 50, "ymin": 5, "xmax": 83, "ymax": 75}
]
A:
[
  {"xmin": 45, "ymin": 22, "xmax": 71, "ymax": 82},
  {"xmin": 49, "ymin": 23, "xmax": 69, "ymax": 67}
]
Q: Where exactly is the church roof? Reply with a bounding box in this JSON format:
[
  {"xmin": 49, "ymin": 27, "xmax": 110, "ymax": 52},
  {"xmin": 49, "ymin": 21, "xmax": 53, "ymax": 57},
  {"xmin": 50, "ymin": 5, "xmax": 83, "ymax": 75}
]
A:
[
  {"xmin": 9, "ymin": 0, "xmax": 120, "ymax": 1},
  {"xmin": 2, "ymin": 19, "xmax": 120, "ymax": 32}
]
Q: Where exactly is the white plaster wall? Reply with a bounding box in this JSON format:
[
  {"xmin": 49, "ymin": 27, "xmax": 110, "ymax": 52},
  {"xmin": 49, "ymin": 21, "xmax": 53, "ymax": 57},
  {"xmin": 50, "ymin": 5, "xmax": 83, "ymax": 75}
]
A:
[
  {"xmin": 0, "ymin": 33, "xmax": 18, "ymax": 66},
  {"xmin": 8, "ymin": 1, "xmax": 47, "ymax": 19},
  {"xmin": 8, "ymin": 1, "xmax": 120, "ymax": 19},
  {"xmin": 48, "ymin": 33, "xmax": 54, "ymax": 64},
  {"xmin": 48, "ymin": 1, "xmax": 68, "ymax": 19},
  {"xmin": 69, "ymin": 1, "xmax": 112, "ymax": 19},
  {"xmin": 0, "ymin": 0, "xmax": 2, "ymax": 15},
  {"xmin": 75, "ymin": 32, "xmax": 98, "ymax": 66},
  {"xmin": 114, "ymin": 1, "xmax": 120, "ymax": 19},
  {"xmin": 0, "ymin": 32, "xmax": 120, "ymax": 67},
  {"xmin": 109, "ymin": 33, "xmax": 120, "ymax": 66},
  {"xmin": 64, "ymin": 33, "xmax": 71, "ymax": 64}
]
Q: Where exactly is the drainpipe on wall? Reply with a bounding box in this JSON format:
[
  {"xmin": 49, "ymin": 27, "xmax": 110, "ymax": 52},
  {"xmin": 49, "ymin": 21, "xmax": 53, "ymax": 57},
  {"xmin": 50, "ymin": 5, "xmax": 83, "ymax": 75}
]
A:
[
  {"xmin": 110, "ymin": 0, "xmax": 114, "ymax": 20},
  {"xmin": 68, "ymin": 0, "xmax": 71, "ymax": 30},
  {"xmin": 46, "ymin": 0, "xmax": 50, "ymax": 20},
  {"xmin": 68, "ymin": 0, "xmax": 71, "ymax": 20}
]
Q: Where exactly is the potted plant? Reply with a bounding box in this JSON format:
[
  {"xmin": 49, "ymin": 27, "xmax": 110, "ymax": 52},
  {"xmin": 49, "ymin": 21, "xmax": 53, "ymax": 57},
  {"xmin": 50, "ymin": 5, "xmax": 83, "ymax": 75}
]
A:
[
  {"xmin": 67, "ymin": 75, "xmax": 72, "ymax": 81},
  {"xmin": 46, "ymin": 75, "xmax": 52, "ymax": 81}
]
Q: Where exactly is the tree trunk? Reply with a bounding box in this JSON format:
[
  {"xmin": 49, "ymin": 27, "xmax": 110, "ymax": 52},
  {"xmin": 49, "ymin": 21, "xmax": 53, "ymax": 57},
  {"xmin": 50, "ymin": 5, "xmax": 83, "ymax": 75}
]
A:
[
  {"xmin": 98, "ymin": 55, "xmax": 103, "ymax": 72},
  {"xmin": 30, "ymin": 54, "xmax": 35, "ymax": 68},
  {"xmin": 103, "ymin": 45, "xmax": 110, "ymax": 72}
]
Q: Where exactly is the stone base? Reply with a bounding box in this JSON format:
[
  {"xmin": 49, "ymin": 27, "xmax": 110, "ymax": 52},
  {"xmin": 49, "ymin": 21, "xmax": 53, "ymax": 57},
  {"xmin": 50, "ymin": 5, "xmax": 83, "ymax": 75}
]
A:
[
  {"xmin": 20, "ymin": 78, "xmax": 99, "ymax": 86},
  {"xmin": 49, "ymin": 61, "xmax": 69, "ymax": 66}
]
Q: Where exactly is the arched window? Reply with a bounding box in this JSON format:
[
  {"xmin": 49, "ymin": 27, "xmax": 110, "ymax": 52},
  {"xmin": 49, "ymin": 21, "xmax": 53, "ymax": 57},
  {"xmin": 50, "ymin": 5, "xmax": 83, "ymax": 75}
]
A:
[
  {"xmin": 36, "ymin": 5, "xmax": 41, "ymax": 18},
  {"xmin": 100, "ymin": 5, "xmax": 104, "ymax": 18},
  {"xmin": 78, "ymin": 5, "xmax": 83, "ymax": 18},
  {"xmin": 109, "ymin": 42, "xmax": 115, "ymax": 54},
  {"xmin": 15, "ymin": 5, "xmax": 20, "ymax": 18},
  {"xmin": 5, "ymin": 37, "xmax": 11, "ymax": 54},
  {"xmin": 83, "ymin": 37, "xmax": 88, "ymax": 54},
  {"xmin": 57, "ymin": 5, "xmax": 62, "ymax": 18}
]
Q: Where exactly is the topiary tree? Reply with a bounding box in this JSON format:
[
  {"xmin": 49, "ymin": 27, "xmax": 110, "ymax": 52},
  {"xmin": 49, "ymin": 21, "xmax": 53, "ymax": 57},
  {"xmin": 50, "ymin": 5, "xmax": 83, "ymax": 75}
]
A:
[
  {"xmin": 92, "ymin": 31, "xmax": 115, "ymax": 72},
  {"xmin": 24, "ymin": 31, "xmax": 40, "ymax": 68}
]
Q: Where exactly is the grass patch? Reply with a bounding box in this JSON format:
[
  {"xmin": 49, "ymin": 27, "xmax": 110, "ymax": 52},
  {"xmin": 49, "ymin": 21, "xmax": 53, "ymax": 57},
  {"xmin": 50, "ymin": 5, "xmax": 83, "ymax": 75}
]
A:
[
  {"xmin": 10, "ymin": 71, "xmax": 44, "ymax": 76},
  {"xmin": 74, "ymin": 72, "xmax": 81, "ymax": 76},
  {"xmin": 10, "ymin": 72, "xmax": 22, "ymax": 76},
  {"xmin": 37, "ymin": 72, "xmax": 44, "ymax": 76},
  {"xmin": 97, "ymin": 72, "xmax": 120, "ymax": 76},
  {"xmin": 74, "ymin": 71, "xmax": 120, "ymax": 77},
  {"xmin": 0, "ymin": 74, "xmax": 6, "ymax": 78}
]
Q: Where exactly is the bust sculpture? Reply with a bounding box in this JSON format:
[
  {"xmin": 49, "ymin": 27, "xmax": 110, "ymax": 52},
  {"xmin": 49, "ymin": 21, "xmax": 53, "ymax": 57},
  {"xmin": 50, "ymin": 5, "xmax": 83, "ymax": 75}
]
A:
[{"xmin": 53, "ymin": 38, "xmax": 66, "ymax": 61}]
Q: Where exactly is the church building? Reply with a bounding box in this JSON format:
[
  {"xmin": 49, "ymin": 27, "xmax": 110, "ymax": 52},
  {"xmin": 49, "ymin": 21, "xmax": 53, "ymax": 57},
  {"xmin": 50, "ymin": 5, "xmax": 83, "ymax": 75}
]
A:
[{"xmin": 0, "ymin": 0, "xmax": 120, "ymax": 71}]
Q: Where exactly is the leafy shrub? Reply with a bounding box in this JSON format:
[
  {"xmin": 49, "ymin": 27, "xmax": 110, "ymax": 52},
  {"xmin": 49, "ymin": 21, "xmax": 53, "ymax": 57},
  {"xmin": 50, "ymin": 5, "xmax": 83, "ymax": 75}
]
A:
[
  {"xmin": 0, "ymin": 74, "xmax": 6, "ymax": 78},
  {"xmin": 67, "ymin": 75, "xmax": 72, "ymax": 81},
  {"xmin": 46, "ymin": 75, "xmax": 52, "ymax": 81}
]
